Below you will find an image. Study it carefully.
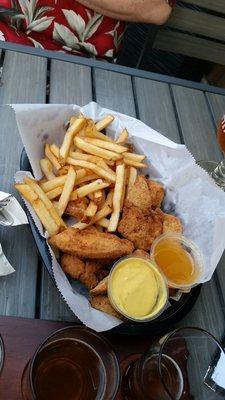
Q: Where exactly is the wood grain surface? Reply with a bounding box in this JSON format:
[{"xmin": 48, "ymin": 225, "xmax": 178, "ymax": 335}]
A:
[{"xmin": 0, "ymin": 52, "xmax": 46, "ymax": 318}]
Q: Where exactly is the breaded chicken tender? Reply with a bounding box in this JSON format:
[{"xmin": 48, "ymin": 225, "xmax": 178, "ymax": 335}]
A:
[
  {"xmin": 91, "ymin": 295, "xmax": 121, "ymax": 318},
  {"xmin": 118, "ymin": 206, "xmax": 163, "ymax": 251},
  {"xmin": 49, "ymin": 227, "xmax": 134, "ymax": 259},
  {"xmin": 163, "ymin": 214, "xmax": 182, "ymax": 234},
  {"xmin": 90, "ymin": 276, "xmax": 109, "ymax": 296},
  {"xmin": 65, "ymin": 200, "xmax": 87, "ymax": 222},
  {"xmin": 61, "ymin": 254, "xmax": 108, "ymax": 289},
  {"xmin": 147, "ymin": 180, "xmax": 165, "ymax": 209},
  {"xmin": 126, "ymin": 175, "xmax": 152, "ymax": 213}
]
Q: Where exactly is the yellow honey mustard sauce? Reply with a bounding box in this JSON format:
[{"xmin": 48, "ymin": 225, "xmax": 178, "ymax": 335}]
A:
[{"xmin": 108, "ymin": 257, "xmax": 168, "ymax": 321}]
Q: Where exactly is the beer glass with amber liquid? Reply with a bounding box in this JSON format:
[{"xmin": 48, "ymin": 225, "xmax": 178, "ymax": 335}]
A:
[
  {"xmin": 123, "ymin": 327, "xmax": 225, "ymax": 399},
  {"xmin": 21, "ymin": 326, "xmax": 120, "ymax": 400},
  {"xmin": 198, "ymin": 115, "xmax": 225, "ymax": 189}
]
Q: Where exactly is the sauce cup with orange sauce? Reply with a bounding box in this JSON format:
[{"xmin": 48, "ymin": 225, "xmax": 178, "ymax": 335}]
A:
[{"xmin": 151, "ymin": 233, "xmax": 204, "ymax": 290}]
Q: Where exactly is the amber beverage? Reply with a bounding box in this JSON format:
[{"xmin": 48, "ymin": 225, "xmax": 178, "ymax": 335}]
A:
[
  {"xmin": 125, "ymin": 353, "xmax": 183, "ymax": 400},
  {"xmin": 33, "ymin": 339, "xmax": 104, "ymax": 400},
  {"xmin": 21, "ymin": 327, "xmax": 120, "ymax": 400}
]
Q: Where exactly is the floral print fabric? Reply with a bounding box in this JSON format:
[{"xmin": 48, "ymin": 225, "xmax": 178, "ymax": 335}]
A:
[{"xmin": 0, "ymin": 0, "xmax": 126, "ymax": 58}]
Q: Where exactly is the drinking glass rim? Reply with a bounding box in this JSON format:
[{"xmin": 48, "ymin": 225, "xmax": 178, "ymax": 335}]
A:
[
  {"xmin": 0, "ymin": 334, "xmax": 4, "ymax": 375},
  {"xmin": 158, "ymin": 326, "xmax": 225, "ymax": 400},
  {"xmin": 28, "ymin": 325, "xmax": 120, "ymax": 400}
]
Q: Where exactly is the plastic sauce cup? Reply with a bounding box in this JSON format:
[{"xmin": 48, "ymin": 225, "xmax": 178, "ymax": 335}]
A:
[
  {"xmin": 108, "ymin": 256, "xmax": 168, "ymax": 322},
  {"xmin": 151, "ymin": 233, "xmax": 204, "ymax": 290}
]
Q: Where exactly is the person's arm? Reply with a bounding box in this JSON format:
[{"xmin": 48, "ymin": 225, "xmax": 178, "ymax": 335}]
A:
[{"xmin": 77, "ymin": 0, "xmax": 172, "ymax": 25}]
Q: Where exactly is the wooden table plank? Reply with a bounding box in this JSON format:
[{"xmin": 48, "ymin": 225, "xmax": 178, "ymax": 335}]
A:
[
  {"xmin": 171, "ymin": 86, "xmax": 222, "ymax": 161},
  {"xmin": 49, "ymin": 61, "xmax": 92, "ymax": 105},
  {"xmin": 93, "ymin": 69, "xmax": 136, "ymax": 116},
  {"xmin": 170, "ymin": 85, "xmax": 225, "ymax": 336},
  {"xmin": 40, "ymin": 62, "xmax": 92, "ymax": 322},
  {"xmin": 133, "ymin": 78, "xmax": 180, "ymax": 142},
  {"xmin": 0, "ymin": 52, "xmax": 47, "ymax": 318},
  {"xmin": 206, "ymin": 92, "xmax": 225, "ymax": 125}
]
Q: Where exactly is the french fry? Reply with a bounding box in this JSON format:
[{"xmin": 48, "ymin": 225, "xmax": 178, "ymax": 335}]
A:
[
  {"xmin": 108, "ymin": 164, "xmax": 125, "ymax": 232},
  {"xmin": 40, "ymin": 175, "xmax": 68, "ymax": 192},
  {"xmin": 45, "ymin": 144, "xmax": 61, "ymax": 171},
  {"xmin": 24, "ymin": 176, "xmax": 66, "ymax": 229},
  {"xmin": 66, "ymin": 158, "xmax": 116, "ymax": 182},
  {"xmin": 50, "ymin": 144, "xmax": 60, "ymax": 158},
  {"xmin": 120, "ymin": 167, "xmax": 128, "ymax": 211},
  {"xmin": 85, "ymin": 138, "xmax": 127, "ymax": 154},
  {"xmin": 72, "ymin": 179, "xmax": 109, "ymax": 199},
  {"xmin": 127, "ymin": 167, "xmax": 137, "ymax": 195},
  {"xmin": 93, "ymin": 189, "xmax": 105, "ymax": 207},
  {"xmin": 103, "ymin": 189, "xmax": 114, "ymax": 208},
  {"xmin": 46, "ymin": 186, "xmax": 63, "ymax": 200},
  {"xmin": 116, "ymin": 128, "xmax": 129, "ymax": 144},
  {"xmin": 58, "ymin": 166, "xmax": 76, "ymax": 216},
  {"xmin": 72, "ymin": 205, "xmax": 112, "ymax": 230},
  {"xmin": 59, "ymin": 117, "xmax": 86, "ymax": 164},
  {"xmin": 70, "ymin": 151, "xmax": 105, "ymax": 165},
  {"xmin": 32, "ymin": 199, "xmax": 59, "ymax": 236},
  {"xmin": 74, "ymin": 137, "xmax": 122, "ymax": 161},
  {"xmin": 85, "ymin": 119, "xmax": 113, "ymax": 142},
  {"xmin": 15, "ymin": 183, "xmax": 60, "ymax": 235},
  {"xmin": 70, "ymin": 115, "xmax": 77, "ymax": 125},
  {"xmin": 86, "ymin": 200, "xmax": 98, "ymax": 217},
  {"xmin": 97, "ymin": 218, "xmax": 110, "ymax": 228},
  {"xmin": 97, "ymin": 159, "xmax": 115, "ymax": 176},
  {"xmin": 95, "ymin": 115, "xmax": 114, "ymax": 131},
  {"xmin": 123, "ymin": 152, "xmax": 146, "ymax": 163},
  {"xmin": 71, "ymin": 150, "xmax": 114, "ymax": 166},
  {"xmin": 88, "ymin": 193, "xmax": 94, "ymax": 201},
  {"xmin": 15, "ymin": 184, "xmax": 38, "ymax": 203},
  {"xmin": 124, "ymin": 159, "xmax": 148, "ymax": 169},
  {"xmin": 86, "ymin": 127, "xmax": 113, "ymax": 143},
  {"xmin": 40, "ymin": 158, "xmax": 56, "ymax": 180},
  {"xmin": 57, "ymin": 166, "xmax": 70, "ymax": 176},
  {"xmin": 75, "ymin": 174, "xmax": 99, "ymax": 186}
]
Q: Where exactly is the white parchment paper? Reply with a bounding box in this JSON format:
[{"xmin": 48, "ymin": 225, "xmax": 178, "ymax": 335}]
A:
[{"xmin": 12, "ymin": 102, "xmax": 225, "ymax": 332}]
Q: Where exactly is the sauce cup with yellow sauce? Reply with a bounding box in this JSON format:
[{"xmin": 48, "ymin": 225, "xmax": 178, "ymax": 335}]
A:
[
  {"xmin": 108, "ymin": 256, "xmax": 168, "ymax": 322},
  {"xmin": 151, "ymin": 233, "xmax": 204, "ymax": 290}
]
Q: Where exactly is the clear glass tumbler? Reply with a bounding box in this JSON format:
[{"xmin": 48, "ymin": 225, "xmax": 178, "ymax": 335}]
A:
[
  {"xmin": 21, "ymin": 326, "xmax": 120, "ymax": 400},
  {"xmin": 123, "ymin": 327, "xmax": 225, "ymax": 399}
]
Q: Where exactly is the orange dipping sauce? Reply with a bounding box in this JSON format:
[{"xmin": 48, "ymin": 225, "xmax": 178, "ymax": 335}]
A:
[{"xmin": 151, "ymin": 234, "xmax": 202, "ymax": 288}]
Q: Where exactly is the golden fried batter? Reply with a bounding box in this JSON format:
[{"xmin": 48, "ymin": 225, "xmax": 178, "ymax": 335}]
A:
[
  {"xmin": 126, "ymin": 175, "xmax": 152, "ymax": 213},
  {"xmin": 90, "ymin": 276, "xmax": 109, "ymax": 296},
  {"xmin": 61, "ymin": 254, "xmax": 108, "ymax": 289},
  {"xmin": 118, "ymin": 206, "xmax": 163, "ymax": 251},
  {"xmin": 49, "ymin": 227, "xmax": 134, "ymax": 259},
  {"xmin": 65, "ymin": 199, "xmax": 89, "ymax": 222},
  {"xmin": 163, "ymin": 214, "xmax": 182, "ymax": 234},
  {"xmin": 147, "ymin": 180, "xmax": 165, "ymax": 209},
  {"xmin": 91, "ymin": 295, "xmax": 121, "ymax": 318}
]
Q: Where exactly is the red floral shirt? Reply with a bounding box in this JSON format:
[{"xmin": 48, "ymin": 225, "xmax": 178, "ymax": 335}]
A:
[{"xmin": 0, "ymin": 0, "xmax": 126, "ymax": 58}]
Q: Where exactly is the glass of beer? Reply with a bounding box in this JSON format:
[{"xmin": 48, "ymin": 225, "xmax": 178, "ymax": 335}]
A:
[
  {"xmin": 21, "ymin": 326, "xmax": 120, "ymax": 400},
  {"xmin": 123, "ymin": 327, "xmax": 225, "ymax": 399},
  {"xmin": 198, "ymin": 115, "xmax": 225, "ymax": 189}
]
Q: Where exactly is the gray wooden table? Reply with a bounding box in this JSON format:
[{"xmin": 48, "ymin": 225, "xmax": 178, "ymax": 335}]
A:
[{"xmin": 0, "ymin": 48, "xmax": 225, "ymax": 340}]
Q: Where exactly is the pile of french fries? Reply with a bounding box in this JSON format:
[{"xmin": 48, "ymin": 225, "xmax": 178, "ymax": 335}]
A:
[{"xmin": 15, "ymin": 114, "xmax": 147, "ymax": 236}]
